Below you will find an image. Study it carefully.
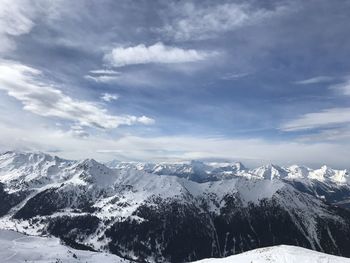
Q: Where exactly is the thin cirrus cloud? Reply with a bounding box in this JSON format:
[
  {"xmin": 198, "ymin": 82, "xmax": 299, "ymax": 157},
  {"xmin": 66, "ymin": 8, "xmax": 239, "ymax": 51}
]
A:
[
  {"xmin": 297, "ymin": 126, "xmax": 350, "ymax": 142},
  {"xmin": 158, "ymin": 2, "xmax": 289, "ymax": 41},
  {"xmin": 282, "ymin": 77, "xmax": 350, "ymax": 132},
  {"xmin": 84, "ymin": 69, "xmax": 121, "ymax": 83},
  {"xmin": 104, "ymin": 42, "xmax": 211, "ymax": 67},
  {"xmin": 280, "ymin": 108, "xmax": 350, "ymax": 131},
  {"xmin": 89, "ymin": 69, "xmax": 121, "ymax": 75},
  {"xmin": 294, "ymin": 76, "xmax": 334, "ymax": 85},
  {"xmin": 0, "ymin": 60, "xmax": 154, "ymax": 129}
]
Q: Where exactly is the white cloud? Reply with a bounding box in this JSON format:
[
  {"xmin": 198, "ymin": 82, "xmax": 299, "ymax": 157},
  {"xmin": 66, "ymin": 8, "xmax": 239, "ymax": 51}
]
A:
[
  {"xmin": 89, "ymin": 69, "xmax": 121, "ymax": 75},
  {"xmin": 281, "ymin": 107, "xmax": 350, "ymax": 131},
  {"xmin": 294, "ymin": 76, "xmax": 334, "ymax": 85},
  {"xmin": 84, "ymin": 69, "xmax": 121, "ymax": 82},
  {"xmin": 220, "ymin": 72, "xmax": 251, "ymax": 80},
  {"xmin": 84, "ymin": 69, "xmax": 122, "ymax": 83},
  {"xmin": 85, "ymin": 70, "xmax": 165, "ymax": 87},
  {"xmin": 1, "ymin": 120, "xmax": 350, "ymax": 168},
  {"xmin": 0, "ymin": 0, "xmax": 36, "ymax": 52},
  {"xmin": 104, "ymin": 42, "xmax": 210, "ymax": 67},
  {"xmin": 69, "ymin": 124, "xmax": 89, "ymax": 138},
  {"xmin": 159, "ymin": 2, "xmax": 288, "ymax": 41},
  {"xmin": 297, "ymin": 126, "xmax": 350, "ymax": 142},
  {"xmin": 135, "ymin": 115, "xmax": 155, "ymax": 125},
  {"xmin": 330, "ymin": 79, "xmax": 350, "ymax": 96},
  {"xmin": 100, "ymin": 93, "xmax": 119, "ymax": 102},
  {"xmin": 85, "ymin": 74, "xmax": 120, "ymax": 83},
  {"xmin": 283, "ymin": 77, "xmax": 350, "ymax": 132},
  {"xmin": 0, "ymin": 60, "xmax": 154, "ymax": 129}
]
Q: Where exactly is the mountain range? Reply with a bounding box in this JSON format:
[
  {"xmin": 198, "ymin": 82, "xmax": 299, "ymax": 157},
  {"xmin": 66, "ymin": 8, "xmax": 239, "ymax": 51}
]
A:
[{"xmin": 0, "ymin": 151, "xmax": 350, "ymax": 262}]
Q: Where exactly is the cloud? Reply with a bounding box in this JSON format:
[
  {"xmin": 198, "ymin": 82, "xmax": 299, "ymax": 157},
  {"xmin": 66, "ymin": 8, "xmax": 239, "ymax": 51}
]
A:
[
  {"xmin": 85, "ymin": 75, "xmax": 120, "ymax": 83},
  {"xmin": 0, "ymin": 60, "xmax": 154, "ymax": 129},
  {"xmin": 101, "ymin": 93, "xmax": 119, "ymax": 102},
  {"xmin": 297, "ymin": 126, "xmax": 350, "ymax": 142},
  {"xmin": 136, "ymin": 115, "xmax": 155, "ymax": 125},
  {"xmin": 280, "ymin": 107, "xmax": 350, "ymax": 131},
  {"xmin": 282, "ymin": 77, "xmax": 350, "ymax": 132},
  {"xmin": 0, "ymin": 0, "xmax": 36, "ymax": 52},
  {"xmin": 220, "ymin": 72, "xmax": 251, "ymax": 80},
  {"xmin": 158, "ymin": 2, "xmax": 288, "ymax": 41},
  {"xmin": 85, "ymin": 69, "xmax": 121, "ymax": 83},
  {"xmin": 1, "ymin": 0, "xmax": 350, "ymax": 170},
  {"xmin": 89, "ymin": 69, "xmax": 121, "ymax": 75},
  {"xmin": 1, "ymin": 120, "xmax": 350, "ymax": 168},
  {"xmin": 330, "ymin": 79, "xmax": 350, "ymax": 96},
  {"xmin": 69, "ymin": 124, "xmax": 89, "ymax": 138},
  {"xmin": 85, "ymin": 69, "xmax": 165, "ymax": 87},
  {"xmin": 294, "ymin": 76, "xmax": 334, "ymax": 85},
  {"xmin": 104, "ymin": 42, "xmax": 210, "ymax": 67}
]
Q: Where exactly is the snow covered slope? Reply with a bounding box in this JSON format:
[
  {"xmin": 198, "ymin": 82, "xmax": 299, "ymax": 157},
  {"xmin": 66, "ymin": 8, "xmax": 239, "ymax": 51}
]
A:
[
  {"xmin": 3, "ymin": 229, "xmax": 348, "ymax": 263},
  {"xmin": 0, "ymin": 229, "xmax": 131, "ymax": 263},
  {"xmin": 194, "ymin": 245, "xmax": 350, "ymax": 263}
]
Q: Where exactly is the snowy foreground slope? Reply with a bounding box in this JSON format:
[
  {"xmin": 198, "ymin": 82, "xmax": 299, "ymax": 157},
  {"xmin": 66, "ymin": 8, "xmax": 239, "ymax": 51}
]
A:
[
  {"xmin": 194, "ymin": 245, "xmax": 350, "ymax": 263},
  {"xmin": 1, "ymin": 151, "xmax": 350, "ymax": 262},
  {"xmin": 2, "ymin": 229, "xmax": 349, "ymax": 263},
  {"xmin": 0, "ymin": 229, "xmax": 131, "ymax": 263}
]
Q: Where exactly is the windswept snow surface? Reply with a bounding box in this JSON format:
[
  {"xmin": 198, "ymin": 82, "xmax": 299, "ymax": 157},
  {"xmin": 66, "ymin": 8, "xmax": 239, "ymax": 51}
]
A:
[
  {"xmin": 193, "ymin": 245, "xmax": 350, "ymax": 263},
  {"xmin": 0, "ymin": 229, "xmax": 131, "ymax": 263}
]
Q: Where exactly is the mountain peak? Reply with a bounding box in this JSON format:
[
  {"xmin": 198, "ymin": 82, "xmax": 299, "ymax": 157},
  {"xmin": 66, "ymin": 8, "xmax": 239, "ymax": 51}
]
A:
[
  {"xmin": 79, "ymin": 158, "xmax": 100, "ymax": 167},
  {"xmin": 252, "ymin": 164, "xmax": 287, "ymax": 180}
]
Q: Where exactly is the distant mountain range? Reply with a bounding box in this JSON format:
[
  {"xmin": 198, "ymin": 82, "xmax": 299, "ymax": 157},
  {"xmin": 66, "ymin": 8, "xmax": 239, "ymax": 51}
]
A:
[
  {"xmin": 107, "ymin": 159, "xmax": 349, "ymax": 184},
  {"xmin": 1, "ymin": 151, "xmax": 350, "ymax": 262}
]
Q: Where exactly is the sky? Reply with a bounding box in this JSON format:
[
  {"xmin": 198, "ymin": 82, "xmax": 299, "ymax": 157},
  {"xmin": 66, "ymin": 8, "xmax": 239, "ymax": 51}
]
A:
[{"xmin": 1, "ymin": 0, "xmax": 350, "ymax": 168}]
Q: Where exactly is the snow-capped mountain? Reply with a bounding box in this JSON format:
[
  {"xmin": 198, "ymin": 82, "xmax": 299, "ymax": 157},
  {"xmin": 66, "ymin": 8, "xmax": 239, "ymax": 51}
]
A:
[
  {"xmin": 106, "ymin": 159, "xmax": 349, "ymax": 184},
  {"xmin": 106, "ymin": 159, "xmax": 350, "ymax": 208},
  {"xmin": 106, "ymin": 160, "xmax": 249, "ymax": 182},
  {"xmin": 251, "ymin": 164, "xmax": 289, "ymax": 180},
  {"xmin": 1, "ymin": 151, "xmax": 350, "ymax": 262},
  {"xmin": 194, "ymin": 245, "xmax": 350, "ymax": 263}
]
